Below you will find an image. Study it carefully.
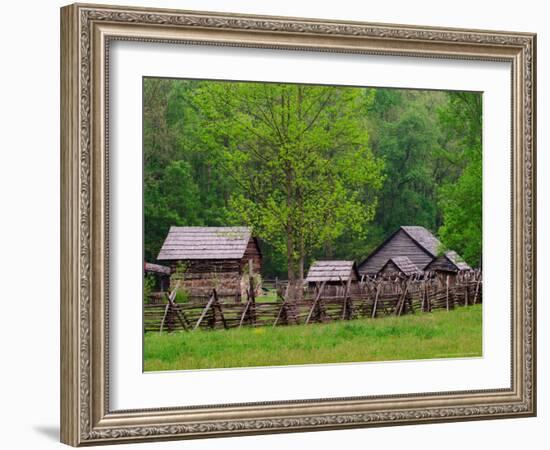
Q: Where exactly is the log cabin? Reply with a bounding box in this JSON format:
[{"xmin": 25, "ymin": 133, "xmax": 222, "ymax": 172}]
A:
[
  {"xmin": 157, "ymin": 226, "xmax": 262, "ymax": 300},
  {"xmin": 358, "ymin": 225, "xmax": 470, "ymax": 276}
]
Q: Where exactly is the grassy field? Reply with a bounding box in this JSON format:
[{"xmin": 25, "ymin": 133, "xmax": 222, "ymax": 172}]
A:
[
  {"xmin": 144, "ymin": 304, "xmax": 482, "ymax": 371},
  {"xmin": 256, "ymin": 289, "xmax": 279, "ymax": 303}
]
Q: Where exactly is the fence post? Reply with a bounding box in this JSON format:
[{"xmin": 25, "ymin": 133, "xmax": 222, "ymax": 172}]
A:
[
  {"xmin": 194, "ymin": 291, "xmax": 216, "ymax": 330},
  {"xmin": 395, "ymin": 276, "xmax": 412, "ymax": 316},
  {"xmin": 239, "ymin": 297, "xmax": 252, "ymax": 328},
  {"xmin": 305, "ymin": 281, "xmax": 326, "ymax": 325},
  {"xmin": 273, "ymin": 291, "xmax": 288, "ymax": 327},
  {"xmin": 213, "ymin": 289, "xmax": 227, "ymax": 329},
  {"xmin": 371, "ymin": 283, "xmax": 381, "ymax": 319},
  {"xmin": 421, "ymin": 278, "xmax": 428, "ymax": 312},
  {"xmin": 445, "ymin": 275, "xmax": 450, "ymax": 311},
  {"xmin": 159, "ymin": 302, "xmax": 170, "ymax": 333},
  {"xmin": 248, "ymin": 259, "xmax": 256, "ymax": 325},
  {"xmin": 341, "ymin": 276, "xmax": 352, "ymax": 320},
  {"xmin": 473, "ymin": 272, "xmax": 482, "ymax": 304}
]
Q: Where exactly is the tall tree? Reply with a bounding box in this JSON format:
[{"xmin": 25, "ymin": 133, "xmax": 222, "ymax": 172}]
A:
[
  {"xmin": 144, "ymin": 160, "xmax": 202, "ymax": 261},
  {"xmin": 365, "ymin": 90, "xmax": 448, "ymax": 244},
  {"xmin": 438, "ymin": 92, "xmax": 483, "ymax": 266},
  {"xmin": 143, "ymin": 78, "xmax": 235, "ymax": 261},
  {"xmin": 193, "ymin": 82, "xmax": 384, "ymax": 289},
  {"xmin": 142, "ymin": 78, "xmax": 482, "ymax": 276}
]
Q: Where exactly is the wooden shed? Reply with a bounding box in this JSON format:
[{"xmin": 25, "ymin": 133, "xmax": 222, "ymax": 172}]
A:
[
  {"xmin": 144, "ymin": 262, "xmax": 171, "ymax": 292},
  {"xmin": 306, "ymin": 260, "xmax": 360, "ymax": 295},
  {"xmin": 358, "ymin": 226, "xmax": 443, "ymax": 276},
  {"xmin": 424, "ymin": 250, "xmax": 471, "ymax": 273},
  {"xmin": 157, "ymin": 226, "xmax": 262, "ymax": 300},
  {"xmin": 379, "ymin": 256, "xmax": 422, "ymax": 277}
]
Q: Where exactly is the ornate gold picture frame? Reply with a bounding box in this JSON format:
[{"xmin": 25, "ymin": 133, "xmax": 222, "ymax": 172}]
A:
[{"xmin": 60, "ymin": 3, "xmax": 536, "ymax": 446}]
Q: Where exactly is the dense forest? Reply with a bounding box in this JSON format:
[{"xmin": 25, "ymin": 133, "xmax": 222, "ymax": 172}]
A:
[{"xmin": 143, "ymin": 78, "xmax": 482, "ymax": 281}]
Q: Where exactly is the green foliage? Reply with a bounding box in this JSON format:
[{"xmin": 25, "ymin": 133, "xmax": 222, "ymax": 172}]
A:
[
  {"xmin": 173, "ymin": 261, "xmax": 189, "ymax": 276},
  {"xmin": 143, "ymin": 78, "xmax": 483, "ymax": 275},
  {"xmin": 437, "ymin": 92, "xmax": 483, "ymax": 266},
  {"xmin": 175, "ymin": 290, "xmax": 189, "ymax": 304},
  {"xmin": 438, "ymin": 157, "xmax": 482, "ymax": 265},
  {"xmin": 242, "ymin": 272, "xmax": 262, "ymax": 289},
  {"xmin": 143, "ymin": 274, "xmax": 155, "ymax": 304},
  {"xmin": 192, "ymin": 81, "xmax": 383, "ymax": 282},
  {"xmin": 143, "ymin": 78, "xmax": 234, "ymax": 261},
  {"xmin": 144, "ymin": 305, "xmax": 482, "ymax": 370},
  {"xmin": 144, "ymin": 160, "xmax": 201, "ymax": 260},
  {"xmin": 172, "ymin": 262, "xmax": 190, "ymax": 303},
  {"xmin": 365, "ymin": 90, "xmax": 451, "ymax": 245}
]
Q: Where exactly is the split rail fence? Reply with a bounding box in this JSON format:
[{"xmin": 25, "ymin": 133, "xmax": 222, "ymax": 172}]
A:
[{"xmin": 144, "ymin": 269, "xmax": 482, "ymax": 333}]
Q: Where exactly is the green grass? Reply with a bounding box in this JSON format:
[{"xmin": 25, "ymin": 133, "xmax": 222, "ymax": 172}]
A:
[
  {"xmin": 256, "ymin": 288, "xmax": 279, "ymax": 303},
  {"xmin": 144, "ymin": 304, "xmax": 482, "ymax": 371}
]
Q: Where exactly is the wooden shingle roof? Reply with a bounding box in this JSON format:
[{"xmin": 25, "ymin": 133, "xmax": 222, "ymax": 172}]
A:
[
  {"xmin": 144, "ymin": 262, "xmax": 171, "ymax": 275},
  {"xmin": 401, "ymin": 228, "xmax": 472, "ymax": 270},
  {"xmin": 380, "ymin": 256, "xmax": 421, "ymax": 276},
  {"xmin": 424, "ymin": 251, "xmax": 472, "ymax": 272},
  {"xmin": 445, "ymin": 251, "xmax": 471, "ymax": 270},
  {"xmin": 157, "ymin": 226, "xmax": 253, "ymax": 260},
  {"xmin": 400, "ymin": 226, "xmax": 442, "ymax": 256},
  {"xmin": 305, "ymin": 260, "xmax": 359, "ymax": 283},
  {"xmin": 358, "ymin": 225, "xmax": 472, "ymax": 274}
]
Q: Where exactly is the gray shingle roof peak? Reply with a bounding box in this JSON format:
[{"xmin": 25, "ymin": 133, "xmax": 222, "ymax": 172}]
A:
[
  {"xmin": 306, "ymin": 260, "xmax": 358, "ymax": 282},
  {"xmin": 157, "ymin": 226, "xmax": 252, "ymax": 260},
  {"xmin": 400, "ymin": 226, "xmax": 442, "ymax": 256},
  {"xmin": 382, "ymin": 256, "xmax": 421, "ymax": 275}
]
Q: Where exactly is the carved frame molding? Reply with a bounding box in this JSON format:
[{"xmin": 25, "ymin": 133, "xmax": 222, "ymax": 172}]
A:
[{"xmin": 60, "ymin": 3, "xmax": 536, "ymax": 446}]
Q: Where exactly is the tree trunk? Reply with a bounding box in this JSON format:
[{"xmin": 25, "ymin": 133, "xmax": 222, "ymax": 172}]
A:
[
  {"xmin": 297, "ymin": 235, "xmax": 305, "ymax": 300},
  {"xmin": 286, "ymin": 228, "xmax": 296, "ymax": 300},
  {"xmin": 285, "ymin": 161, "xmax": 296, "ymax": 300}
]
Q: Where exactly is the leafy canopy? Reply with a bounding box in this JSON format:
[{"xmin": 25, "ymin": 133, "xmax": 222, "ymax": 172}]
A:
[{"xmin": 193, "ymin": 81, "xmax": 384, "ymax": 281}]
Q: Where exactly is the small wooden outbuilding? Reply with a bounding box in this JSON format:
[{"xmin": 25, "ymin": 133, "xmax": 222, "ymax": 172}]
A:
[
  {"xmin": 144, "ymin": 262, "xmax": 171, "ymax": 292},
  {"xmin": 358, "ymin": 225, "xmax": 471, "ymax": 277},
  {"xmin": 306, "ymin": 260, "xmax": 360, "ymax": 284},
  {"xmin": 379, "ymin": 256, "xmax": 421, "ymax": 277},
  {"xmin": 157, "ymin": 226, "xmax": 262, "ymax": 300},
  {"xmin": 358, "ymin": 226, "xmax": 442, "ymax": 276},
  {"xmin": 424, "ymin": 250, "xmax": 471, "ymax": 273},
  {"xmin": 306, "ymin": 260, "xmax": 360, "ymax": 295}
]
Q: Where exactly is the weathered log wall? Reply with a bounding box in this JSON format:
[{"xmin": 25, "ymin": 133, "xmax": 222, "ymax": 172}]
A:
[
  {"xmin": 167, "ymin": 257, "xmax": 262, "ymax": 300},
  {"xmin": 359, "ymin": 229, "xmax": 434, "ymax": 274},
  {"xmin": 171, "ymin": 270, "xmax": 242, "ymax": 299}
]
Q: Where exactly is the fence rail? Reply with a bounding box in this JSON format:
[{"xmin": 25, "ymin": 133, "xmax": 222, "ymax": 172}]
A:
[{"xmin": 144, "ymin": 270, "xmax": 482, "ymax": 333}]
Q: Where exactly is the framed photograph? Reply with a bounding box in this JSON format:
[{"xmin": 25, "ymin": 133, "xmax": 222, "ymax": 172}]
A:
[{"xmin": 60, "ymin": 3, "xmax": 536, "ymax": 446}]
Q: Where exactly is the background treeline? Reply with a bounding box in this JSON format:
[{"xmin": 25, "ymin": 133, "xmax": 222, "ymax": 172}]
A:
[{"xmin": 144, "ymin": 78, "xmax": 482, "ymax": 280}]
